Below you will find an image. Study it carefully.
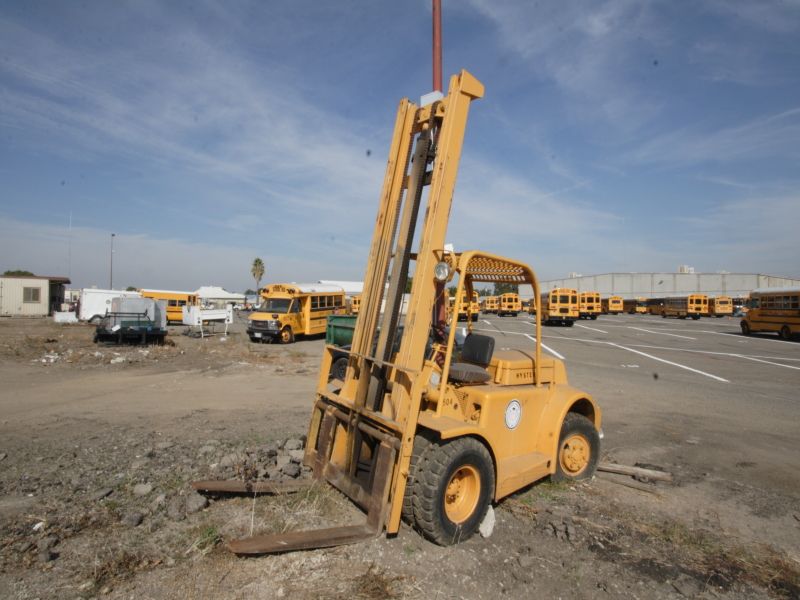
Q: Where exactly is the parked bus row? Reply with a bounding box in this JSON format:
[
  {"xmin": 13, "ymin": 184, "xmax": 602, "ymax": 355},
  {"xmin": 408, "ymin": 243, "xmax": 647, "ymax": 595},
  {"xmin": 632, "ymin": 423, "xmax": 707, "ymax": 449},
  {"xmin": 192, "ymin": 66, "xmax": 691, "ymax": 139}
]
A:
[{"xmin": 242, "ymin": 281, "xmax": 794, "ymax": 344}]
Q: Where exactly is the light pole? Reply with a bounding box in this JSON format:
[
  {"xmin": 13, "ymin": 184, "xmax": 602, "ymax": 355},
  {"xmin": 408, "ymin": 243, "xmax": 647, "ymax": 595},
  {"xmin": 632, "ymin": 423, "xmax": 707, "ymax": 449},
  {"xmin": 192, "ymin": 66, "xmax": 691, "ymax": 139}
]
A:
[{"xmin": 110, "ymin": 233, "xmax": 116, "ymax": 289}]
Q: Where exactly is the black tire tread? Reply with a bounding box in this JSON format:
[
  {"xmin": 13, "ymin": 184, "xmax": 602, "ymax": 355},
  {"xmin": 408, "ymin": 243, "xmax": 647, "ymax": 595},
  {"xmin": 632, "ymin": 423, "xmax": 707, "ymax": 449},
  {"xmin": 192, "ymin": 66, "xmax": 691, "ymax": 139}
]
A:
[
  {"xmin": 411, "ymin": 437, "xmax": 494, "ymax": 545},
  {"xmin": 401, "ymin": 433, "xmax": 434, "ymax": 524}
]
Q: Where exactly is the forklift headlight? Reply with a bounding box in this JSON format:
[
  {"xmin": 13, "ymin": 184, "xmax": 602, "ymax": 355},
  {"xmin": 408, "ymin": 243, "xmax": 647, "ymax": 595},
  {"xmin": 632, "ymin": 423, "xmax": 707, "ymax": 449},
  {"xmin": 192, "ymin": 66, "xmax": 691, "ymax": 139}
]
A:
[{"xmin": 434, "ymin": 261, "xmax": 450, "ymax": 282}]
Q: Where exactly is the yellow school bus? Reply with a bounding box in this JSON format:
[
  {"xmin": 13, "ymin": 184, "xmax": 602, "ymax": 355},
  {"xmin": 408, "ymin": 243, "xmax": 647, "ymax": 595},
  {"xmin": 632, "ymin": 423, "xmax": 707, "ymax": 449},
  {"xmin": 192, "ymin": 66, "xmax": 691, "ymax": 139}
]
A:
[
  {"xmin": 139, "ymin": 289, "xmax": 198, "ymax": 324},
  {"xmin": 647, "ymin": 298, "xmax": 665, "ymax": 315},
  {"xmin": 470, "ymin": 291, "xmax": 480, "ymax": 319},
  {"xmin": 455, "ymin": 291, "xmax": 479, "ymax": 322},
  {"xmin": 741, "ymin": 287, "xmax": 799, "ymax": 340},
  {"xmin": 248, "ymin": 283, "xmax": 346, "ymax": 343},
  {"xmin": 602, "ymin": 296, "xmax": 623, "ymax": 315},
  {"xmin": 662, "ymin": 294, "xmax": 707, "ymax": 320},
  {"xmin": 541, "ymin": 288, "xmax": 578, "ymax": 326},
  {"xmin": 497, "ymin": 292, "xmax": 521, "ymax": 317},
  {"xmin": 707, "ymin": 295, "xmax": 732, "ymax": 318},
  {"xmin": 623, "ymin": 297, "xmax": 647, "ymax": 314},
  {"xmin": 482, "ymin": 296, "xmax": 499, "ymax": 313},
  {"xmin": 350, "ymin": 295, "xmax": 361, "ymax": 315},
  {"xmin": 579, "ymin": 292, "xmax": 601, "ymax": 320}
]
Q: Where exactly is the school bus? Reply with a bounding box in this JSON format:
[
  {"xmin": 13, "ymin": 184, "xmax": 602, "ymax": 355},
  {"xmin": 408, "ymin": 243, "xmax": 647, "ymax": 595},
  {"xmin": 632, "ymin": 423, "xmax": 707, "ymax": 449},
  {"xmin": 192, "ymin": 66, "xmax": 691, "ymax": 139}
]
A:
[
  {"xmin": 350, "ymin": 295, "xmax": 361, "ymax": 315},
  {"xmin": 541, "ymin": 288, "xmax": 579, "ymax": 326},
  {"xmin": 647, "ymin": 298, "xmax": 665, "ymax": 315},
  {"xmin": 247, "ymin": 283, "xmax": 346, "ymax": 343},
  {"xmin": 139, "ymin": 289, "xmax": 198, "ymax": 324},
  {"xmin": 707, "ymin": 295, "xmax": 733, "ymax": 318},
  {"xmin": 579, "ymin": 292, "xmax": 601, "ymax": 320},
  {"xmin": 470, "ymin": 291, "xmax": 480, "ymax": 318},
  {"xmin": 497, "ymin": 292, "xmax": 521, "ymax": 317},
  {"xmin": 623, "ymin": 297, "xmax": 647, "ymax": 315},
  {"xmin": 455, "ymin": 290, "xmax": 479, "ymax": 322},
  {"xmin": 662, "ymin": 294, "xmax": 707, "ymax": 319},
  {"xmin": 601, "ymin": 296, "xmax": 623, "ymax": 315},
  {"xmin": 482, "ymin": 296, "xmax": 499, "ymax": 313},
  {"xmin": 741, "ymin": 288, "xmax": 799, "ymax": 340}
]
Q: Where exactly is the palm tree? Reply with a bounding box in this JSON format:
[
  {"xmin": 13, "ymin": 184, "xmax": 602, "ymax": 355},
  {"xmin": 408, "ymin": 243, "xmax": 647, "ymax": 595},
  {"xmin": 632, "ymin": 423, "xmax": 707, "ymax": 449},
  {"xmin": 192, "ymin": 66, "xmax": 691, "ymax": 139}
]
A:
[{"xmin": 251, "ymin": 258, "xmax": 265, "ymax": 293}]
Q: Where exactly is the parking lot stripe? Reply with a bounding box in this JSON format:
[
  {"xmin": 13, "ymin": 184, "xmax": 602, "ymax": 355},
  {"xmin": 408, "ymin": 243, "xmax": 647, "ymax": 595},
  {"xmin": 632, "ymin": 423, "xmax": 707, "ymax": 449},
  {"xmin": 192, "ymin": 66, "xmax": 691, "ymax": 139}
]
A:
[
  {"xmin": 627, "ymin": 326, "xmax": 696, "ymax": 340},
  {"xmin": 524, "ymin": 334, "xmax": 565, "ymax": 360},
  {"xmin": 608, "ymin": 343, "xmax": 730, "ymax": 383},
  {"xmin": 731, "ymin": 354, "xmax": 800, "ymax": 371},
  {"xmin": 623, "ymin": 343, "xmax": 800, "ymax": 362},
  {"xmin": 476, "ymin": 327, "xmax": 733, "ymax": 382},
  {"xmin": 575, "ymin": 323, "xmax": 608, "ymax": 334}
]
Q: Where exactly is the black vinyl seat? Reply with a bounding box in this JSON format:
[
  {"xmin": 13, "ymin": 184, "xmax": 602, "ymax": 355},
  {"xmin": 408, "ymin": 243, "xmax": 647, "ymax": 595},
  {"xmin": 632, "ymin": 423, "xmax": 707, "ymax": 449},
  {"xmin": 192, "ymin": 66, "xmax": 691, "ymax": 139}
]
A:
[{"xmin": 448, "ymin": 334, "xmax": 495, "ymax": 383}]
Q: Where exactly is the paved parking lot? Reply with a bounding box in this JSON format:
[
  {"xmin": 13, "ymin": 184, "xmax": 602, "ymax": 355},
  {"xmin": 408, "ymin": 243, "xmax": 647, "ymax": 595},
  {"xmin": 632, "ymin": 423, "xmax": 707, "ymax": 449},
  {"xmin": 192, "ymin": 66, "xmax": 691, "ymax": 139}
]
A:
[
  {"xmin": 468, "ymin": 311, "xmax": 800, "ymax": 551},
  {"xmin": 472, "ymin": 312, "xmax": 800, "ymax": 386}
]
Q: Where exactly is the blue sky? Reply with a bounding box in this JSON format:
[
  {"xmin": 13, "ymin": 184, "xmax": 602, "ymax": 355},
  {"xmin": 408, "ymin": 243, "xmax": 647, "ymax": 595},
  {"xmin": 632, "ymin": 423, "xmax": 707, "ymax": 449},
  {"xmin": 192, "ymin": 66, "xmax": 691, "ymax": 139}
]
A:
[{"xmin": 1, "ymin": 0, "xmax": 798, "ymax": 291}]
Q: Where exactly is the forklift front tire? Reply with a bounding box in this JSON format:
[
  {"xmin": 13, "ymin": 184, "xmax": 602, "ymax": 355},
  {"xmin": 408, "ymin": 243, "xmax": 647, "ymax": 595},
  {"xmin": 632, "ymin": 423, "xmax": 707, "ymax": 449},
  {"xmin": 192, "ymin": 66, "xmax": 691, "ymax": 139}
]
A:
[
  {"xmin": 402, "ymin": 433, "xmax": 434, "ymax": 525},
  {"xmin": 552, "ymin": 413, "xmax": 599, "ymax": 483},
  {"xmin": 412, "ymin": 437, "xmax": 494, "ymax": 545}
]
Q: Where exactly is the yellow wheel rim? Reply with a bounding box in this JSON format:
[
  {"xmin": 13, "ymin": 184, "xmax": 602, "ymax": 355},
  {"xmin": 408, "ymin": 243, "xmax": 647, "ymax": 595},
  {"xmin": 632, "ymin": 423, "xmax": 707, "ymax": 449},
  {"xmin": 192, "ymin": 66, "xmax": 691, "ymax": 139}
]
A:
[
  {"xmin": 444, "ymin": 465, "xmax": 480, "ymax": 524},
  {"xmin": 281, "ymin": 329, "xmax": 291, "ymax": 343},
  {"xmin": 559, "ymin": 433, "xmax": 590, "ymax": 476}
]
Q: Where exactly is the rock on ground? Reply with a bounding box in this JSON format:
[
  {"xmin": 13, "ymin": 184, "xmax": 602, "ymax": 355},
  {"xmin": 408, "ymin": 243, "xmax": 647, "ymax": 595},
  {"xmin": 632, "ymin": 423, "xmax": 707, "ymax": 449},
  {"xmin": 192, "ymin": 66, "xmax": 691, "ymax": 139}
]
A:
[{"xmin": 185, "ymin": 492, "xmax": 209, "ymax": 514}]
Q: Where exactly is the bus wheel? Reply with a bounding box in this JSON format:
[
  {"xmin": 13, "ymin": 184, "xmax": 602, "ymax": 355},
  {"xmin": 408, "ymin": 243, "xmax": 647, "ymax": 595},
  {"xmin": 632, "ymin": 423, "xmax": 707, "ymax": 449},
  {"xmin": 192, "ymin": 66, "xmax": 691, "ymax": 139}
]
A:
[
  {"xmin": 740, "ymin": 321, "xmax": 751, "ymax": 336},
  {"xmin": 780, "ymin": 326, "xmax": 792, "ymax": 341},
  {"xmin": 590, "ymin": 315, "xmax": 597, "ymax": 320},
  {"xmin": 411, "ymin": 437, "xmax": 494, "ymax": 546},
  {"xmin": 279, "ymin": 327, "xmax": 294, "ymax": 344},
  {"xmin": 565, "ymin": 320, "xmax": 574, "ymax": 327},
  {"xmin": 552, "ymin": 413, "xmax": 599, "ymax": 483}
]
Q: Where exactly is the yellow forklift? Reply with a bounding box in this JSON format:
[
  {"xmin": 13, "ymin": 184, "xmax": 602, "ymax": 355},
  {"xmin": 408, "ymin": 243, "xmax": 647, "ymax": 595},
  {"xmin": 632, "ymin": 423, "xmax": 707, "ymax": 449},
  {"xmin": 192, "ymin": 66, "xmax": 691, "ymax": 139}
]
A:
[{"xmin": 193, "ymin": 69, "xmax": 601, "ymax": 553}]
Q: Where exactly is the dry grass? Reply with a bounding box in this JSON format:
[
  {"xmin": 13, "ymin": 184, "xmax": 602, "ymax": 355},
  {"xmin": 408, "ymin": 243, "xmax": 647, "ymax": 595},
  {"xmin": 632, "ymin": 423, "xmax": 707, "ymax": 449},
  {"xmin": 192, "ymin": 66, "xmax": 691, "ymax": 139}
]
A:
[
  {"xmin": 632, "ymin": 519, "xmax": 800, "ymax": 598},
  {"xmin": 350, "ymin": 563, "xmax": 404, "ymax": 599}
]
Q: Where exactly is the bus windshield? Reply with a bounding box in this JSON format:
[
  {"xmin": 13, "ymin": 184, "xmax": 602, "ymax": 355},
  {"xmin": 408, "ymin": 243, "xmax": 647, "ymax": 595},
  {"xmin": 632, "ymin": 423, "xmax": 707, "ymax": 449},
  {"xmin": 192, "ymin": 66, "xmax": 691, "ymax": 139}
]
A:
[{"xmin": 260, "ymin": 298, "xmax": 292, "ymax": 313}]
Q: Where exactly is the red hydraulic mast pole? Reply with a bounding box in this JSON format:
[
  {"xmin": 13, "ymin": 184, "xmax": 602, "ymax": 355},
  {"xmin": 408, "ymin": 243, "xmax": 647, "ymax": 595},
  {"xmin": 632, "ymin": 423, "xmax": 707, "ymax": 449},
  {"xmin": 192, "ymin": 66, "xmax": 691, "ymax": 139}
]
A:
[
  {"xmin": 431, "ymin": 0, "xmax": 447, "ymax": 349},
  {"xmin": 432, "ymin": 0, "xmax": 442, "ymax": 92}
]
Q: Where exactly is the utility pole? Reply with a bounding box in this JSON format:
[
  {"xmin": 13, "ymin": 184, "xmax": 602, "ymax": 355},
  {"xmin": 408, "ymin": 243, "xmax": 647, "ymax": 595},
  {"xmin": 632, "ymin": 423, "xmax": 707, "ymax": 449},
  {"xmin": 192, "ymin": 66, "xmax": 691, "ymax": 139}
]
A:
[{"xmin": 110, "ymin": 233, "xmax": 115, "ymax": 289}]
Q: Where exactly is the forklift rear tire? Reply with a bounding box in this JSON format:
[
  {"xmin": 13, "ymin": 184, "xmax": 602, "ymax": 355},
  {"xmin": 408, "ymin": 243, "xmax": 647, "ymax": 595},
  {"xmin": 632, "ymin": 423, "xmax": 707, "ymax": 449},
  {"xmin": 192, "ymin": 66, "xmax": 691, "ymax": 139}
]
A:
[
  {"xmin": 412, "ymin": 437, "xmax": 494, "ymax": 545},
  {"xmin": 552, "ymin": 413, "xmax": 599, "ymax": 483}
]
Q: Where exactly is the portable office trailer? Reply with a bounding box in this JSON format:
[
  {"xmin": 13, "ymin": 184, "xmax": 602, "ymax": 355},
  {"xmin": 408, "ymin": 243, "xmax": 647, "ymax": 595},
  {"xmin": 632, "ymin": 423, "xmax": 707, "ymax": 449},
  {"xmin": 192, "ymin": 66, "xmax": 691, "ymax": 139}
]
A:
[{"xmin": 0, "ymin": 275, "xmax": 70, "ymax": 316}]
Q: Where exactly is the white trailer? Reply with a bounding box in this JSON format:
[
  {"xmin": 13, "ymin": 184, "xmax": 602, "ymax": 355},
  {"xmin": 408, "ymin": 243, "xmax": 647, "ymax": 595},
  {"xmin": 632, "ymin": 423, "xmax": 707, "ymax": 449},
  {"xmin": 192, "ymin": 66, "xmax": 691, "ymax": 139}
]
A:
[{"xmin": 78, "ymin": 288, "xmax": 141, "ymax": 322}]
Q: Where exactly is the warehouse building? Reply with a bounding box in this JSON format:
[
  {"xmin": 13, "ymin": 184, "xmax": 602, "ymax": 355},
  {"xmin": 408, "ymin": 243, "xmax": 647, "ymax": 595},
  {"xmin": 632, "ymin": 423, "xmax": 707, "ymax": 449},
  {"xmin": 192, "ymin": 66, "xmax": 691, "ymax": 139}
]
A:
[
  {"xmin": 0, "ymin": 275, "xmax": 71, "ymax": 316},
  {"xmin": 539, "ymin": 272, "xmax": 800, "ymax": 299}
]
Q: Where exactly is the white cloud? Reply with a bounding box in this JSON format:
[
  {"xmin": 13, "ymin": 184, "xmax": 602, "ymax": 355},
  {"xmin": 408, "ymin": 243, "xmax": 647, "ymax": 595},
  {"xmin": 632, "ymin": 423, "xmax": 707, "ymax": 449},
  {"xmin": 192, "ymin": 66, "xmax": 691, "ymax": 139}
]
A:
[
  {"xmin": 0, "ymin": 15, "xmax": 384, "ymax": 220},
  {"xmin": 463, "ymin": 0, "xmax": 666, "ymax": 130},
  {"xmin": 627, "ymin": 107, "xmax": 800, "ymax": 167},
  {"xmin": 0, "ymin": 216, "xmax": 365, "ymax": 290}
]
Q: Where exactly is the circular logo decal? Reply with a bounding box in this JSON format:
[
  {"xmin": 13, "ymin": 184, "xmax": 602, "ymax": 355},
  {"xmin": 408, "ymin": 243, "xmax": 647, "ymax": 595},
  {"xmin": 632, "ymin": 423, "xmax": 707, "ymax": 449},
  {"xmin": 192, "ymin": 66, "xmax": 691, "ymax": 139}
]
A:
[{"xmin": 505, "ymin": 399, "xmax": 522, "ymax": 430}]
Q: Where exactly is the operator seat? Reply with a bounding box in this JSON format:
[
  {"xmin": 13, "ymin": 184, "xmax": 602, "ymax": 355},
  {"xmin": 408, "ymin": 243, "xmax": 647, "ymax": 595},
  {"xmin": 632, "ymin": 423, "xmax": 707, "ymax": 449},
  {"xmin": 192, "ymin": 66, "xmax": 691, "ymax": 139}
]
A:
[{"xmin": 448, "ymin": 333, "xmax": 495, "ymax": 383}]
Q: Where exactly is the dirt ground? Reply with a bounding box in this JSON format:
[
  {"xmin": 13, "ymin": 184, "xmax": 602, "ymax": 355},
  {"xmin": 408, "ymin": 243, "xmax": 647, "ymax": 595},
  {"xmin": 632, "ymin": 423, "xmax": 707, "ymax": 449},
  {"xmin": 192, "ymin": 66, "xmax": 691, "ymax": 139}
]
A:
[{"xmin": 0, "ymin": 317, "xmax": 798, "ymax": 599}]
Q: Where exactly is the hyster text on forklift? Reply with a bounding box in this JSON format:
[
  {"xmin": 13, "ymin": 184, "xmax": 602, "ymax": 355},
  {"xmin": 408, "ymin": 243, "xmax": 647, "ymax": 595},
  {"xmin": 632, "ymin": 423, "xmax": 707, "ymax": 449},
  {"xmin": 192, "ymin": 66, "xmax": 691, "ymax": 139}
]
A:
[{"xmin": 193, "ymin": 69, "xmax": 602, "ymax": 554}]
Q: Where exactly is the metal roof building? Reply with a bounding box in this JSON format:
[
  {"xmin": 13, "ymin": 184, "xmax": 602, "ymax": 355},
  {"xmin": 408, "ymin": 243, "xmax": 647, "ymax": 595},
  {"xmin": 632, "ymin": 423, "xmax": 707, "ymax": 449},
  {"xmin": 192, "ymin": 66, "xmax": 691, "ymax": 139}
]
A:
[{"xmin": 538, "ymin": 272, "xmax": 800, "ymax": 299}]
